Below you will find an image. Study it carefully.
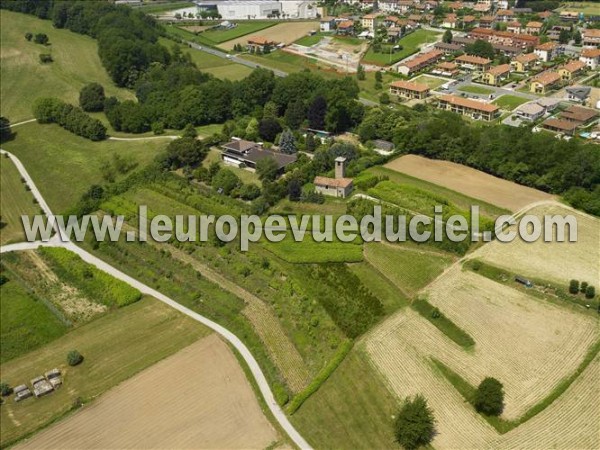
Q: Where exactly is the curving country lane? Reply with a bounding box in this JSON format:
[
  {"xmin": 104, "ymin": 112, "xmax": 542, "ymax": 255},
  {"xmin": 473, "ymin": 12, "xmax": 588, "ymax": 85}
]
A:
[{"xmin": 0, "ymin": 149, "xmax": 312, "ymax": 450}]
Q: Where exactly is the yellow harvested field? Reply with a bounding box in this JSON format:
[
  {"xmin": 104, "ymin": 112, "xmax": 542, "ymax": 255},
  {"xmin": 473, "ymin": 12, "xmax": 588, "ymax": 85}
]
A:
[
  {"xmin": 16, "ymin": 334, "xmax": 279, "ymax": 450},
  {"xmin": 220, "ymin": 21, "xmax": 319, "ymax": 50},
  {"xmin": 366, "ymin": 310, "xmax": 600, "ymax": 449},
  {"xmin": 474, "ymin": 203, "xmax": 600, "ymax": 287},
  {"xmin": 385, "ymin": 154, "xmax": 554, "ymax": 212},
  {"xmin": 421, "ymin": 266, "xmax": 599, "ymax": 419}
]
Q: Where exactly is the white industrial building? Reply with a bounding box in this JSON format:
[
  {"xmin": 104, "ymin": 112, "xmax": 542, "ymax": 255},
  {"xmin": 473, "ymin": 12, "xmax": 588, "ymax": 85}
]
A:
[{"xmin": 194, "ymin": 0, "xmax": 317, "ymax": 20}]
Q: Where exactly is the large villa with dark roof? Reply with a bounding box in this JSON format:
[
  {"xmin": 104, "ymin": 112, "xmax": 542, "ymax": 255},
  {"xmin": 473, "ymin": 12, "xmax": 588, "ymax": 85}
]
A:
[{"xmin": 221, "ymin": 139, "xmax": 297, "ymax": 174}]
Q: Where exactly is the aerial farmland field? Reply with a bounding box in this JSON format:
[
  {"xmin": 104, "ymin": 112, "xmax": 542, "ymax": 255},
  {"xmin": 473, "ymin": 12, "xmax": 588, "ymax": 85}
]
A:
[
  {"xmin": 219, "ymin": 21, "xmax": 320, "ymax": 50},
  {"xmin": 14, "ymin": 335, "xmax": 280, "ymax": 450}
]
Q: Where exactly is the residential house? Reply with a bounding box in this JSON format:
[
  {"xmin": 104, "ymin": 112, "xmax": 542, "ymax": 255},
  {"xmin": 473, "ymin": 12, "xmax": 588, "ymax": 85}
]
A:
[
  {"xmin": 247, "ymin": 36, "xmax": 277, "ymax": 52},
  {"xmin": 396, "ymin": 49, "xmax": 443, "ymax": 75},
  {"xmin": 525, "ymin": 21, "xmax": 543, "ymax": 35},
  {"xmin": 389, "ymin": 80, "xmax": 431, "ymax": 99},
  {"xmin": 336, "ymin": 20, "xmax": 355, "ymax": 35},
  {"xmin": 529, "ymin": 71, "xmax": 561, "ymax": 94},
  {"xmin": 221, "ymin": 139, "xmax": 297, "ymax": 173},
  {"xmin": 515, "ymin": 102, "xmax": 545, "ymax": 121},
  {"xmin": 320, "ymin": 17, "xmax": 336, "ymax": 32},
  {"xmin": 481, "ymin": 63, "xmax": 511, "ymax": 86},
  {"xmin": 534, "ymin": 41, "xmax": 559, "ymax": 62},
  {"xmin": 469, "ymin": 28, "xmax": 539, "ymax": 47},
  {"xmin": 507, "ymin": 21, "xmax": 521, "ymax": 34},
  {"xmin": 538, "ymin": 11, "xmax": 553, "ymax": 20},
  {"xmin": 474, "ymin": 3, "xmax": 491, "ymax": 13},
  {"xmin": 362, "ymin": 13, "xmax": 379, "ymax": 31},
  {"xmin": 542, "ymin": 118, "xmax": 579, "ymax": 135},
  {"xmin": 432, "ymin": 61, "xmax": 460, "ymax": 76},
  {"xmin": 565, "ymin": 86, "xmax": 591, "ymax": 104},
  {"xmin": 478, "ymin": 15, "xmax": 495, "ymax": 29},
  {"xmin": 437, "ymin": 94, "xmax": 500, "ymax": 120},
  {"xmin": 581, "ymin": 28, "xmax": 600, "ymax": 47},
  {"xmin": 455, "ymin": 54, "xmax": 492, "ymax": 71},
  {"xmin": 495, "ymin": 9, "xmax": 514, "ymax": 22},
  {"xmin": 359, "ymin": 0, "xmax": 376, "ymax": 10},
  {"xmin": 580, "ymin": 48, "xmax": 600, "ymax": 70},
  {"xmin": 383, "ymin": 15, "xmax": 401, "ymax": 27},
  {"xmin": 547, "ymin": 25, "xmax": 570, "ymax": 42},
  {"xmin": 462, "ymin": 15, "xmax": 476, "ymax": 28},
  {"xmin": 559, "ymin": 11, "xmax": 579, "ymax": 22},
  {"xmin": 434, "ymin": 41, "xmax": 463, "ymax": 54},
  {"xmin": 558, "ymin": 60, "xmax": 586, "ymax": 81},
  {"xmin": 314, "ymin": 157, "xmax": 353, "ymax": 198},
  {"xmin": 536, "ymin": 97, "xmax": 560, "ymax": 112},
  {"xmin": 511, "ymin": 52, "xmax": 537, "ymax": 72},
  {"xmin": 560, "ymin": 105, "xmax": 598, "ymax": 126},
  {"xmin": 442, "ymin": 13, "xmax": 458, "ymax": 28}
]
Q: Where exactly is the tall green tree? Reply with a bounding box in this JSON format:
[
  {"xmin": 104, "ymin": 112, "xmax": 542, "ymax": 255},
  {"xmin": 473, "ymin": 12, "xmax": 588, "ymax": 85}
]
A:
[
  {"xmin": 474, "ymin": 377, "xmax": 504, "ymax": 416},
  {"xmin": 279, "ymin": 128, "xmax": 297, "ymax": 154},
  {"xmin": 394, "ymin": 395, "xmax": 436, "ymax": 450},
  {"xmin": 284, "ymin": 99, "xmax": 306, "ymax": 129},
  {"xmin": 79, "ymin": 83, "xmax": 106, "ymax": 112},
  {"xmin": 256, "ymin": 157, "xmax": 279, "ymax": 182},
  {"xmin": 307, "ymin": 95, "xmax": 327, "ymax": 130},
  {"xmin": 443, "ymin": 29, "xmax": 453, "ymax": 43}
]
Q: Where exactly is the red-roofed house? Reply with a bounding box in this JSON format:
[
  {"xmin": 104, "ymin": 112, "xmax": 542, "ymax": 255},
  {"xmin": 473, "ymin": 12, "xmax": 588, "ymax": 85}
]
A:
[
  {"xmin": 437, "ymin": 94, "xmax": 500, "ymax": 121},
  {"xmin": 580, "ymin": 48, "xmax": 600, "ymax": 70},
  {"xmin": 389, "ymin": 80, "xmax": 431, "ymax": 99}
]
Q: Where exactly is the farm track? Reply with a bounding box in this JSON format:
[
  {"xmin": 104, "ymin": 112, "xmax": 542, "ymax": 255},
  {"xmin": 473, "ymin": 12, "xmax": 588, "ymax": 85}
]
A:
[{"xmin": 0, "ymin": 149, "xmax": 312, "ymax": 450}]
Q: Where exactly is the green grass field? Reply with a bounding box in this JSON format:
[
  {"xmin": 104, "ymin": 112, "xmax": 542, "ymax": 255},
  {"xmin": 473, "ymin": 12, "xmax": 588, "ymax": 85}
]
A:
[
  {"xmin": 0, "ymin": 10, "xmax": 134, "ymax": 123},
  {"xmin": 557, "ymin": 2, "xmax": 600, "ymax": 15},
  {"xmin": 203, "ymin": 148, "xmax": 261, "ymax": 185},
  {"xmin": 291, "ymin": 347, "xmax": 398, "ymax": 449},
  {"xmin": 242, "ymin": 52, "xmax": 342, "ymax": 78},
  {"xmin": 0, "ymin": 156, "xmax": 40, "ymax": 245},
  {"xmin": 347, "ymin": 261, "xmax": 409, "ymax": 313},
  {"xmin": 295, "ymin": 34, "xmax": 324, "ymax": 47},
  {"xmin": 365, "ymin": 166, "xmax": 509, "ymax": 219},
  {"xmin": 0, "ymin": 297, "xmax": 209, "ymax": 448},
  {"xmin": 458, "ymin": 85, "xmax": 495, "ymax": 95},
  {"xmin": 1, "ymin": 123, "xmax": 168, "ymax": 213},
  {"xmin": 364, "ymin": 243, "xmax": 454, "ymax": 297},
  {"xmin": 159, "ymin": 37, "xmax": 253, "ymax": 80},
  {"xmin": 0, "ymin": 279, "xmax": 68, "ymax": 363},
  {"xmin": 201, "ymin": 21, "xmax": 275, "ymax": 44},
  {"xmin": 411, "ymin": 74, "xmax": 447, "ymax": 89},
  {"xmin": 362, "ymin": 30, "xmax": 441, "ymax": 66},
  {"xmin": 493, "ymin": 95, "xmax": 529, "ymax": 111},
  {"xmin": 263, "ymin": 238, "xmax": 364, "ymax": 264}
]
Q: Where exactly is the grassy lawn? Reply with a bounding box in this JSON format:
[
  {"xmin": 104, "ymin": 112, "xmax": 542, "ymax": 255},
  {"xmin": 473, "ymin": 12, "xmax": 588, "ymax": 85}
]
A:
[
  {"xmin": 263, "ymin": 238, "xmax": 364, "ymax": 264},
  {"xmin": 291, "ymin": 347, "xmax": 398, "ymax": 449},
  {"xmin": 333, "ymin": 36, "xmax": 363, "ymax": 46},
  {"xmin": 295, "ymin": 34, "xmax": 323, "ymax": 47},
  {"xmin": 362, "ymin": 30, "xmax": 441, "ymax": 66},
  {"xmin": 357, "ymin": 71, "xmax": 398, "ymax": 103},
  {"xmin": 557, "ymin": 1, "xmax": 600, "ymax": 15},
  {"xmin": 493, "ymin": 94, "xmax": 529, "ymax": 111},
  {"xmin": 0, "ymin": 10, "xmax": 134, "ymax": 123},
  {"xmin": 366, "ymin": 166, "xmax": 510, "ymax": 218},
  {"xmin": 411, "ymin": 74, "xmax": 447, "ymax": 89},
  {"xmin": 457, "ymin": 85, "xmax": 495, "ymax": 95},
  {"xmin": 0, "ymin": 156, "xmax": 40, "ymax": 245},
  {"xmin": 196, "ymin": 123, "xmax": 224, "ymax": 137},
  {"xmin": 201, "ymin": 21, "xmax": 275, "ymax": 44},
  {"xmin": 347, "ymin": 261, "xmax": 409, "ymax": 313},
  {"xmin": 0, "ymin": 279, "xmax": 68, "ymax": 363},
  {"xmin": 1, "ymin": 123, "xmax": 169, "ymax": 214},
  {"xmin": 159, "ymin": 37, "xmax": 253, "ymax": 80},
  {"xmin": 364, "ymin": 243, "xmax": 454, "ymax": 297},
  {"xmin": 0, "ymin": 297, "xmax": 210, "ymax": 447},
  {"xmin": 242, "ymin": 51, "xmax": 345, "ymax": 78}
]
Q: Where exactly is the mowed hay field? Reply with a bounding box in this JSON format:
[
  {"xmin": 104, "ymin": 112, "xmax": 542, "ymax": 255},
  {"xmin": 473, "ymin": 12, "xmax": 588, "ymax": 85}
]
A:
[
  {"xmin": 475, "ymin": 203, "xmax": 600, "ymax": 287},
  {"xmin": 385, "ymin": 155, "xmax": 554, "ymax": 212},
  {"xmin": 366, "ymin": 308, "xmax": 600, "ymax": 449},
  {"xmin": 0, "ymin": 10, "xmax": 134, "ymax": 123},
  {"xmin": 15, "ymin": 334, "xmax": 279, "ymax": 450},
  {"xmin": 421, "ymin": 266, "xmax": 599, "ymax": 420},
  {"xmin": 0, "ymin": 156, "xmax": 39, "ymax": 245},
  {"xmin": 220, "ymin": 21, "xmax": 319, "ymax": 50},
  {"xmin": 0, "ymin": 297, "xmax": 209, "ymax": 447}
]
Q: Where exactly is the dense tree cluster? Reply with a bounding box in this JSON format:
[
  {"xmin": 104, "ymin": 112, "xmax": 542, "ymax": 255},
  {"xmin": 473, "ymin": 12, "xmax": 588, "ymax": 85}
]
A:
[
  {"xmin": 474, "ymin": 377, "xmax": 504, "ymax": 416},
  {"xmin": 33, "ymin": 97, "xmax": 107, "ymax": 141},
  {"xmin": 394, "ymin": 395, "xmax": 436, "ymax": 450},
  {"xmin": 79, "ymin": 83, "xmax": 106, "ymax": 112}
]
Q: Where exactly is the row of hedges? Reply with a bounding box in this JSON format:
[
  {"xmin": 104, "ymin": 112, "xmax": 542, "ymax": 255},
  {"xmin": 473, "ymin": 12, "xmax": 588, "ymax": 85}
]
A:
[{"xmin": 33, "ymin": 97, "xmax": 107, "ymax": 141}]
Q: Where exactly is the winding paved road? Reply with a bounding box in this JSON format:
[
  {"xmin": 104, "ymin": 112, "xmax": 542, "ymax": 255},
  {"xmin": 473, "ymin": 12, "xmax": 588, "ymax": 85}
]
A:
[{"xmin": 0, "ymin": 149, "xmax": 312, "ymax": 450}]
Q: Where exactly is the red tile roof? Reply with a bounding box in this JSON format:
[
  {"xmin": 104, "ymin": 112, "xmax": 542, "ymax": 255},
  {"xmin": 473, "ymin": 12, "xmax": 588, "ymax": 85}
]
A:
[
  {"xmin": 390, "ymin": 80, "xmax": 431, "ymax": 92},
  {"xmin": 439, "ymin": 95, "xmax": 499, "ymax": 113}
]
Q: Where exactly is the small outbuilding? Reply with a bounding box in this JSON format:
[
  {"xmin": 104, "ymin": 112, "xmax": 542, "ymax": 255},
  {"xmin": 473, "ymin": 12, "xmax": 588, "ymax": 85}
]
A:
[{"xmin": 314, "ymin": 157, "xmax": 353, "ymax": 198}]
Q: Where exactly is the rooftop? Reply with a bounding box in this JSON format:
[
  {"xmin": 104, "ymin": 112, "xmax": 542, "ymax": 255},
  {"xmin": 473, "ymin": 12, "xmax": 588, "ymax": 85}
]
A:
[
  {"xmin": 439, "ymin": 95, "xmax": 499, "ymax": 113},
  {"xmin": 487, "ymin": 64, "xmax": 511, "ymax": 76},
  {"xmin": 517, "ymin": 102, "xmax": 545, "ymax": 116},
  {"xmin": 531, "ymin": 71, "xmax": 561, "ymax": 86},
  {"xmin": 456, "ymin": 54, "xmax": 492, "ymax": 65},
  {"xmin": 314, "ymin": 176, "xmax": 353, "ymax": 188},
  {"xmin": 515, "ymin": 52, "xmax": 538, "ymax": 63},
  {"xmin": 535, "ymin": 41, "xmax": 557, "ymax": 51},
  {"xmin": 560, "ymin": 60, "xmax": 586, "ymax": 73},
  {"xmin": 542, "ymin": 118, "xmax": 578, "ymax": 132},
  {"xmin": 560, "ymin": 105, "xmax": 598, "ymax": 123},
  {"xmin": 390, "ymin": 80, "xmax": 431, "ymax": 92},
  {"xmin": 581, "ymin": 48, "xmax": 600, "ymax": 58}
]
